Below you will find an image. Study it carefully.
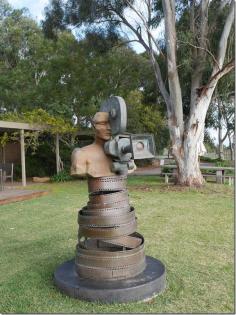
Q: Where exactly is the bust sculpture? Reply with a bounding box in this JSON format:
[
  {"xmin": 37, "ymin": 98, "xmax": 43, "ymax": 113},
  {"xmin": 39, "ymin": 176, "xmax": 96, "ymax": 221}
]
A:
[
  {"xmin": 71, "ymin": 111, "xmax": 136, "ymax": 177},
  {"xmin": 71, "ymin": 112, "xmax": 114, "ymax": 177},
  {"xmin": 54, "ymin": 96, "xmax": 166, "ymax": 303}
]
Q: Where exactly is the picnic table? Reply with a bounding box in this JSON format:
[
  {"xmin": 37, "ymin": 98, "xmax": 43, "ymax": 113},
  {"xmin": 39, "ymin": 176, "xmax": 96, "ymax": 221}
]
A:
[{"xmin": 161, "ymin": 164, "xmax": 234, "ymax": 184}]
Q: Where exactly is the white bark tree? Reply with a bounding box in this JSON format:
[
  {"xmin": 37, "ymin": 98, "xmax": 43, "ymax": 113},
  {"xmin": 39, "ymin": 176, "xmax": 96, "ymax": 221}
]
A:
[
  {"xmin": 44, "ymin": 0, "xmax": 235, "ymax": 186},
  {"xmin": 119, "ymin": 0, "xmax": 234, "ymax": 185},
  {"xmin": 113, "ymin": 0, "xmax": 235, "ymax": 185}
]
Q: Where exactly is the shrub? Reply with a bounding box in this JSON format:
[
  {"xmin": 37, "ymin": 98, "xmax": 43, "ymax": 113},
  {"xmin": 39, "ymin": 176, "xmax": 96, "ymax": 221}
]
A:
[
  {"xmin": 50, "ymin": 170, "xmax": 72, "ymax": 182},
  {"xmin": 161, "ymin": 166, "xmax": 173, "ymax": 173},
  {"xmin": 215, "ymin": 160, "xmax": 232, "ymax": 167}
]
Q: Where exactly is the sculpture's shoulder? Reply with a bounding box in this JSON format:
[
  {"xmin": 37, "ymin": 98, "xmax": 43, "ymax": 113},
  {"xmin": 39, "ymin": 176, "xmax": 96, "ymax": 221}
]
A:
[
  {"xmin": 71, "ymin": 147, "xmax": 89, "ymax": 176},
  {"xmin": 71, "ymin": 147, "xmax": 85, "ymax": 161},
  {"xmin": 71, "ymin": 144, "xmax": 94, "ymax": 158}
]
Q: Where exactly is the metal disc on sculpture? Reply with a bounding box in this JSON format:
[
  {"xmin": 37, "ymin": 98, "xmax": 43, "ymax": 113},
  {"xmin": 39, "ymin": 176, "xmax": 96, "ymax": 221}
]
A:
[
  {"xmin": 54, "ymin": 256, "xmax": 166, "ymax": 303},
  {"xmin": 100, "ymin": 96, "xmax": 127, "ymax": 135}
]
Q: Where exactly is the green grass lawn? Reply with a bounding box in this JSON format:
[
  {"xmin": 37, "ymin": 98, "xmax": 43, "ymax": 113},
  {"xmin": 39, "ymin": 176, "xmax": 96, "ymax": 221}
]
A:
[{"xmin": 0, "ymin": 176, "xmax": 234, "ymax": 313}]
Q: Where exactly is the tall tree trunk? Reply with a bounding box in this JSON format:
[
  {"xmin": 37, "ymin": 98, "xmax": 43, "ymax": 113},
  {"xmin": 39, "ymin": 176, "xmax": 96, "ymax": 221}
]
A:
[
  {"xmin": 176, "ymin": 137, "xmax": 204, "ymax": 186},
  {"xmin": 218, "ymin": 133, "xmax": 224, "ymax": 160},
  {"xmin": 218, "ymin": 104, "xmax": 224, "ymax": 160},
  {"xmin": 170, "ymin": 91, "xmax": 215, "ymax": 186},
  {"xmin": 228, "ymin": 133, "xmax": 233, "ymax": 161},
  {"xmin": 116, "ymin": 0, "xmax": 234, "ymax": 186}
]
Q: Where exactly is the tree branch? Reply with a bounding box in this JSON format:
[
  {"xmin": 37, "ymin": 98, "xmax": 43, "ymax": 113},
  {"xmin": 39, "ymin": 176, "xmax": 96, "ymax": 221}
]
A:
[
  {"xmin": 124, "ymin": 0, "xmax": 165, "ymax": 58},
  {"xmin": 215, "ymin": 0, "xmax": 234, "ymax": 70},
  {"xmin": 222, "ymin": 130, "xmax": 228, "ymax": 143},
  {"xmin": 198, "ymin": 0, "xmax": 209, "ymax": 53},
  {"xmin": 110, "ymin": 3, "xmax": 171, "ymax": 111},
  {"xmin": 190, "ymin": 0, "xmax": 209, "ymax": 111},
  {"xmin": 114, "ymin": 39, "xmax": 141, "ymax": 48},
  {"xmin": 197, "ymin": 59, "xmax": 235, "ymax": 98},
  {"xmin": 179, "ymin": 40, "xmax": 220, "ymax": 69},
  {"xmin": 111, "ymin": 7, "xmax": 150, "ymax": 52},
  {"xmin": 146, "ymin": 2, "xmax": 172, "ymax": 115}
]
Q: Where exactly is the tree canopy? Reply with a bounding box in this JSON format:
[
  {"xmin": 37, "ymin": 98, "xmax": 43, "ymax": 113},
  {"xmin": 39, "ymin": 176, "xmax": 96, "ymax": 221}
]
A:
[
  {"xmin": 0, "ymin": 0, "xmax": 169, "ymax": 153},
  {"xmin": 42, "ymin": 0, "xmax": 235, "ymax": 186}
]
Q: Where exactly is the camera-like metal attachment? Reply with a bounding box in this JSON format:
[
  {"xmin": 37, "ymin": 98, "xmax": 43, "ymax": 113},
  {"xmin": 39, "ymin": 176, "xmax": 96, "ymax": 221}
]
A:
[{"xmin": 100, "ymin": 96, "xmax": 156, "ymax": 174}]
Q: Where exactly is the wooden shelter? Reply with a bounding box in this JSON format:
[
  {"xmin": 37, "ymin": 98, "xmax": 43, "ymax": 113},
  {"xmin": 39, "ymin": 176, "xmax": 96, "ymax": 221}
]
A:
[{"xmin": 0, "ymin": 121, "xmax": 61, "ymax": 187}]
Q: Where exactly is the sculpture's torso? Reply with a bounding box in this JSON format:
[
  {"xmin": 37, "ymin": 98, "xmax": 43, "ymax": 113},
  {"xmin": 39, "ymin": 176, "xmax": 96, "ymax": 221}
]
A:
[{"xmin": 71, "ymin": 143, "xmax": 114, "ymax": 178}]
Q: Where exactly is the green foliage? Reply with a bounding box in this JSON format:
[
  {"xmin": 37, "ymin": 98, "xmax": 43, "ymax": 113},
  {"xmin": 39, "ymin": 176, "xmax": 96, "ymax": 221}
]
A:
[
  {"xmin": 41, "ymin": 0, "xmax": 234, "ymax": 160},
  {"xmin": 200, "ymin": 156, "xmax": 218, "ymax": 163},
  {"xmin": 43, "ymin": 0, "xmax": 66, "ymax": 39},
  {"xmin": 176, "ymin": 0, "xmax": 234, "ymax": 118},
  {"xmin": 126, "ymin": 90, "xmax": 169, "ymax": 153},
  {"xmin": 11, "ymin": 140, "xmax": 75, "ymax": 179},
  {"xmin": 161, "ymin": 166, "xmax": 172, "ymax": 173},
  {"xmin": 13, "ymin": 163, "xmax": 21, "ymax": 180},
  {"xmin": 215, "ymin": 160, "xmax": 232, "ymax": 168},
  {"xmin": 0, "ymin": 108, "xmax": 76, "ymax": 157},
  {"xmin": 0, "ymin": 108, "xmax": 75, "ymax": 134},
  {"xmin": 25, "ymin": 141, "xmax": 57, "ymax": 177},
  {"xmin": 0, "ymin": 1, "xmax": 168, "ymax": 156},
  {"xmin": 0, "ymin": 132, "xmax": 9, "ymax": 147},
  {"xmin": 50, "ymin": 170, "xmax": 72, "ymax": 182},
  {"xmin": 0, "ymin": 3, "xmax": 153, "ymax": 123}
]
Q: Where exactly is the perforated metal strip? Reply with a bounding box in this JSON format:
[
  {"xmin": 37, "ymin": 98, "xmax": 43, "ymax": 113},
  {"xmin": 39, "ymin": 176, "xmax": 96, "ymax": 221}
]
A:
[
  {"xmin": 81, "ymin": 205, "xmax": 130, "ymax": 216},
  {"xmin": 88, "ymin": 190, "xmax": 128, "ymax": 205},
  {"xmin": 75, "ymin": 259, "xmax": 146, "ymax": 280},
  {"xmin": 87, "ymin": 199, "xmax": 129, "ymax": 210},
  {"xmin": 75, "ymin": 238, "xmax": 146, "ymax": 280},
  {"xmin": 88, "ymin": 175, "xmax": 127, "ymax": 193},
  {"xmin": 76, "ymin": 175, "xmax": 146, "ymax": 280},
  {"xmin": 76, "ymin": 248, "xmax": 145, "ymax": 268},
  {"xmin": 78, "ymin": 219, "xmax": 137, "ymax": 239},
  {"xmin": 78, "ymin": 207, "xmax": 135, "ymax": 226}
]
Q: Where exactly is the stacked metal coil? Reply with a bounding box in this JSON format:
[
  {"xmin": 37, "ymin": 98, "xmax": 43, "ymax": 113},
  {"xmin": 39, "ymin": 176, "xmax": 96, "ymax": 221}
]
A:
[{"xmin": 75, "ymin": 175, "xmax": 146, "ymax": 280}]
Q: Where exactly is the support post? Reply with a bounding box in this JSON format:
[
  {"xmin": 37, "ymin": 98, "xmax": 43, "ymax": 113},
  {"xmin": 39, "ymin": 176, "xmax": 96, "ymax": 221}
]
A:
[
  {"xmin": 20, "ymin": 129, "xmax": 26, "ymax": 186},
  {"xmin": 2, "ymin": 146, "xmax": 5, "ymax": 163},
  {"xmin": 55, "ymin": 133, "xmax": 60, "ymax": 174},
  {"xmin": 165, "ymin": 174, "xmax": 169, "ymax": 184},
  {"xmin": 216, "ymin": 170, "xmax": 223, "ymax": 184}
]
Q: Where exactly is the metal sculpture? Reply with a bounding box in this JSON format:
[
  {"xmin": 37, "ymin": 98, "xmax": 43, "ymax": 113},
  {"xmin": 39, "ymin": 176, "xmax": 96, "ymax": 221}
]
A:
[{"xmin": 54, "ymin": 96, "xmax": 166, "ymax": 303}]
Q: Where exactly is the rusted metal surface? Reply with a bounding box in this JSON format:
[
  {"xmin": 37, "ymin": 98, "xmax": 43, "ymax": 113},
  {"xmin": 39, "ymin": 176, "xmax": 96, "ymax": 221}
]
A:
[
  {"xmin": 88, "ymin": 175, "xmax": 127, "ymax": 193},
  {"xmin": 78, "ymin": 219, "xmax": 137, "ymax": 239},
  {"xmin": 75, "ymin": 175, "xmax": 146, "ymax": 280},
  {"xmin": 78, "ymin": 206, "xmax": 136, "ymax": 226},
  {"xmin": 88, "ymin": 190, "xmax": 128, "ymax": 205},
  {"xmin": 80, "ymin": 205, "xmax": 130, "ymax": 216},
  {"xmin": 75, "ymin": 235, "xmax": 145, "ymax": 280}
]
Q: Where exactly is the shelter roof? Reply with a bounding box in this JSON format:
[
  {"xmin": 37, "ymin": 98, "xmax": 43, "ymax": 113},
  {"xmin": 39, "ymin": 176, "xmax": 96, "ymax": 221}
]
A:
[{"xmin": 0, "ymin": 121, "xmax": 46, "ymax": 131}]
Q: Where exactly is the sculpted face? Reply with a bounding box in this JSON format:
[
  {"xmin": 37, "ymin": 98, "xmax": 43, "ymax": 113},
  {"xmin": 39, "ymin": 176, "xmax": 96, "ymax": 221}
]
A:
[{"xmin": 93, "ymin": 112, "xmax": 111, "ymax": 141}]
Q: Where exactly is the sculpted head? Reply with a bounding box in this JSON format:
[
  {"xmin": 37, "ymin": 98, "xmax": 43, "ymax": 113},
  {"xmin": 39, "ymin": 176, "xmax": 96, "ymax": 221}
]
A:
[{"xmin": 93, "ymin": 112, "xmax": 111, "ymax": 141}]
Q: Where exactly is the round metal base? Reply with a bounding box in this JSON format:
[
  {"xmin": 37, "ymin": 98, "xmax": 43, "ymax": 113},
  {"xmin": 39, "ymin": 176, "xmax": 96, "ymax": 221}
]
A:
[{"xmin": 54, "ymin": 256, "xmax": 166, "ymax": 303}]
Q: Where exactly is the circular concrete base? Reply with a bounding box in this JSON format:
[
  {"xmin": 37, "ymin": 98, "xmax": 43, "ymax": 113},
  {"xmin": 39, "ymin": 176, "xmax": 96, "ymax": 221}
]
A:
[{"xmin": 54, "ymin": 256, "xmax": 166, "ymax": 303}]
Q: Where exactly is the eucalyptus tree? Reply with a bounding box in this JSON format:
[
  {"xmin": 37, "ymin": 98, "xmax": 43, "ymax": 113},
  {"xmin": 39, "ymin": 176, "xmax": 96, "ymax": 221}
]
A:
[{"xmin": 43, "ymin": 0, "xmax": 234, "ymax": 186}]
